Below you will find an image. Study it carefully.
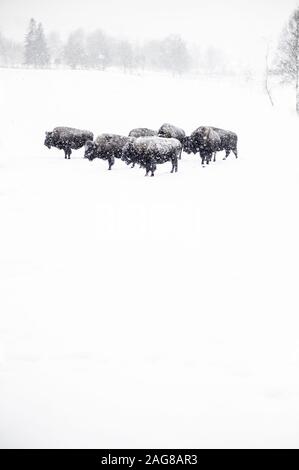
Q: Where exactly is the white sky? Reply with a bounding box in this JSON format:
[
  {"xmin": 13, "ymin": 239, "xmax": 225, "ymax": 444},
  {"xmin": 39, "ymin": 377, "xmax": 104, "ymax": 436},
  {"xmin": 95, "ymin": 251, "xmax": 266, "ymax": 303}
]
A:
[{"xmin": 0, "ymin": 0, "xmax": 298, "ymax": 67}]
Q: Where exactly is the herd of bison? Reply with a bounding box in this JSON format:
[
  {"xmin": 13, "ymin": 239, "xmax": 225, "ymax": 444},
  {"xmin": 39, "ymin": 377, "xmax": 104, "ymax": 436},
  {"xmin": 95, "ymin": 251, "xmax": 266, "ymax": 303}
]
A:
[{"xmin": 44, "ymin": 123, "xmax": 238, "ymax": 177}]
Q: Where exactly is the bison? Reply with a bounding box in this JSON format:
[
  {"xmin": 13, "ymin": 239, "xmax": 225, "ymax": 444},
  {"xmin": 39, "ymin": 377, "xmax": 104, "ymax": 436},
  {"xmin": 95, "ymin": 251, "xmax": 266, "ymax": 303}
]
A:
[
  {"xmin": 158, "ymin": 123, "xmax": 186, "ymax": 142},
  {"xmin": 183, "ymin": 126, "xmax": 221, "ymax": 166},
  {"xmin": 84, "ymin": 133, "xmax": 135, "ymax": 170},
  {"xmin": 44, "ymin": 127, "xmax": 94, "ymax": 159},
  {"xmin": 184, "ymin": 126, "xmax": 238, "ymax": 164},
  {"xmin": 128, "ymin": 128, "xmax": 158, "ymax": 138},
  {"xmin": 122, "ymin": 136, "xmax": 182, "ymax": 177},
  {"xmin": 158, "ymin": 123, "xmax": 185, "ymax": 159},
  {"xmin": 210, "ymin": 127, "xmax": 238, "ymax": 161}
]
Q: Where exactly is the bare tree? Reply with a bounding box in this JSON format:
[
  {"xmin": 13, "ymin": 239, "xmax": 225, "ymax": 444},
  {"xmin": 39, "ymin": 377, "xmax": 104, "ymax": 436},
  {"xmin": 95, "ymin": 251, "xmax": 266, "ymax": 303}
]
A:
[
  {"xmin": 47, "ymin": 31, "xmax": 63, "ymax": 66},
  {"xmin": 264, "ymin": 43, "xmax": 274, "ymax": 106},
  {"xmin": 274, "ymin": 7, "xmax": 299, "ymax": 114},
  {"xmin": 0, "ymin": 31, "xmax": 23, "ymax": 66},
  {"xmin": 64, "ymin": 30, "xmax": 86, "ymax": 69},
  {"xmin": 86, "ymin": 30, "xmax": 110, "ymax": 70},
  {"xmin": 117, "ymin": 40, "xmax": 133, "ymax": 72},
  {"xmin": 159, "ymin": 35, "xmax": 191, "ymax": 75}
]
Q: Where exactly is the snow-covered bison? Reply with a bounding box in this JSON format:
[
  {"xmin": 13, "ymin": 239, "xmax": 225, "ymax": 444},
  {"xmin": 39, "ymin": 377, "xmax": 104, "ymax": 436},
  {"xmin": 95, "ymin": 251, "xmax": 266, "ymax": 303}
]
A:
[
  {"xmin": 44, "ymin": 127, "xmax": 94, "ymax": 159},
  {"xmin": 128, "ymin": 128, "xmax": 158, "ymax": 138},
  {"xmin": 158, "ymin": 123, "xmax": 185, "ymax": 159},
  {"xmin": 158, "ymin": 122, "xmax": 186, "ymax": 143},
  {"xmin": 184, "ymin": 126, "xmax": 238, "ymax": 164},
  {"xmin": 158, "ymin": 123, "xmax": 186, "ymax": 143},
  {"xmin": 121, "ymin": 136, "xmax": 182, "ymax": 176},
  {"xmin": 209, "ymin": 127, "xmax": 238, "ymax": 161},
  {"xmin": 84, "ymin": 134, "xmax": 135, "ymax": 170}
]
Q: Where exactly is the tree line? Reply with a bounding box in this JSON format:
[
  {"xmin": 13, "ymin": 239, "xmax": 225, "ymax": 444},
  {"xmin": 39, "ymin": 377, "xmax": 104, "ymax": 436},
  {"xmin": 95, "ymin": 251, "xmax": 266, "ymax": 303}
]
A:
[
  {"xmin": 3, "ymin": 8, "xmax": 299, "ymax": 109},
  {"xmin": 0, "ymin": 18, "xmax": 191, "ymax": 74},
  {"xmin": 0, "ymin": 18, "xmax": 236, "ymax": 76}
]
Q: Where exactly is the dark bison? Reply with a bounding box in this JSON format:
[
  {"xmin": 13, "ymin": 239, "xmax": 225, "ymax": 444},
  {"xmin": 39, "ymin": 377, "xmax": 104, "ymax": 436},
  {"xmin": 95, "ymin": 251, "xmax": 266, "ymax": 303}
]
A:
[
  {"xmin": 184, "ymin": 126, "xmax": 238, "ymax": 164},
  {"xmin": 84, "ymin": 133, "xmax": 135, "ymax": 170},
  {"xmin": 183, "ymin": 126, "xmax": 221, "ymax": 166},
  {"xmin": 128, "ymin": 128, "xmax": 158, "ymax": 138},
  {"xmin": 122, "ymin": 136, "xmax": 182, "ymax": 176},
  {"xmin": 209, "ymin": 127, "xmax": 238, "ymax": 161},
  {"xmin": 44, "ymin": 127, "xmax": 93, "ymax": 159}
]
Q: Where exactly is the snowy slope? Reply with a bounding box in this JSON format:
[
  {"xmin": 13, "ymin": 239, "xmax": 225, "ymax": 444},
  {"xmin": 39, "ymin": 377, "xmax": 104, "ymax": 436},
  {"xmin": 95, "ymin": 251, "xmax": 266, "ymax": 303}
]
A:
[{"xmin": 0, "ymin": 68, "xmax": 299, "ymax": 448}]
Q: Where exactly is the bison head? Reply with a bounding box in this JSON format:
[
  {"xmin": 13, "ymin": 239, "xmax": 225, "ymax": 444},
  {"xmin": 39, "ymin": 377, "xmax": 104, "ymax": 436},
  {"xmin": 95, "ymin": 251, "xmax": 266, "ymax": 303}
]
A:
[
  {"xmin": 44, "ymin": 131, "xmax": 53, "ymax": 149},
  {"xmin": 84, "ymin": 140, "xmax": 96, "ymax": 160}
]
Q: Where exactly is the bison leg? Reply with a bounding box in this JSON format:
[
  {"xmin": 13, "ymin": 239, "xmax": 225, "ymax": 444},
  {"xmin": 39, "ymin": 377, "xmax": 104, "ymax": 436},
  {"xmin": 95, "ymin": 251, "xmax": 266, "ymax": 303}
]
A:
[
  {"xmin": 108, "ymin": 155, "xmax": 115, "ymax": 170},
  {"xmin": 213, "ymin": 152, "xmax": 216, "ymax": 162},
  {"xmin": 64, "ymin": 147, "xmax": 71, "ymax": 159},
  {"xmin": 224, "ymin": 149, "xmax": 231, "ymax": 160},
  {"xmin": 232, "ymin": 148, "xmax": 238, "ymax": 159},
  {"xmin": 131, "ymin": 162, "xmax": 135, "ymax": 168},
  {"xmin": 171, "ymin": 158, "xmax": 178, "ymax": 173}
]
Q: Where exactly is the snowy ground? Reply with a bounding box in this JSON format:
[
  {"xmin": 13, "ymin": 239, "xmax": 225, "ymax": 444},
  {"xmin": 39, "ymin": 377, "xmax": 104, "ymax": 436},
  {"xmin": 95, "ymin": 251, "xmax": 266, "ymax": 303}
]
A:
[{"xmin": 0, "ymin": 68, "xmax": 299, "ymax": 448}]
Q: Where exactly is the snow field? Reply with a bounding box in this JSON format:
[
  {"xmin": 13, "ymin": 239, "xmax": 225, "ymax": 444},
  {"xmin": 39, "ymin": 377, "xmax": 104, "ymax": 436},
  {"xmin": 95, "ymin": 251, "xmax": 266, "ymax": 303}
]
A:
[{"xmin": 0, "ymin": 68, "xmax": 299, "ymax": 447}]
